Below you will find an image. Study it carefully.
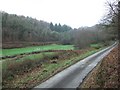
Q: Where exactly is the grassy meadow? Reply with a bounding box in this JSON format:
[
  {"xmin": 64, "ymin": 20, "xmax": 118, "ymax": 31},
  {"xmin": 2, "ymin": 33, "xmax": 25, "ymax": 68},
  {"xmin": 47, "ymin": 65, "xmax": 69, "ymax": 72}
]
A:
[{"xmin": 2, "ymin": 44, "xmax": 74, "ymax": 56}]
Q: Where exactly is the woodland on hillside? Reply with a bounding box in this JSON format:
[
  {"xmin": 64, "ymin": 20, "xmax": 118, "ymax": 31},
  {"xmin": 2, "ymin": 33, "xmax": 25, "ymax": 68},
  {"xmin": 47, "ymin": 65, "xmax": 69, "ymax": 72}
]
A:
[{"xmin": 1, "ymin": 10, "xmax": 117, "ymax": 49}]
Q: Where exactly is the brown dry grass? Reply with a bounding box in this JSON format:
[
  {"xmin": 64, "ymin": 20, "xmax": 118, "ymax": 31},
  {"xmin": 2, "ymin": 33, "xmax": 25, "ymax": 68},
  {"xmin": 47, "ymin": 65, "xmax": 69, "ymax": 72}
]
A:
[
  {"xmin": 2, "ymin": 41, "xmax": 60, "ymax": 49},
  {"xmin": 80, "ymin": 45, "xmax": 119, "ymax": 88}
]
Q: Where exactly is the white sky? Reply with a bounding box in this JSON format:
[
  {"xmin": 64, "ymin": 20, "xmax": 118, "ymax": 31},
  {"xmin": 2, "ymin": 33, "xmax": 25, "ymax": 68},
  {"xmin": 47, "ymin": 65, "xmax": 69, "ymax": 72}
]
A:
[{"xmin": 0, "ymin": 0, "xmax": 106, "ymax": 28}]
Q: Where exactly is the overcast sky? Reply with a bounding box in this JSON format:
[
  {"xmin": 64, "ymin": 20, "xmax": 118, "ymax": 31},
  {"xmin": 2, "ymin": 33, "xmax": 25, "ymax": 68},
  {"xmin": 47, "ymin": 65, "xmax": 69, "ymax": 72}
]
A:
[{"xmin": 0, "ymin": 0, "xmax": 106, "ymax": 28}]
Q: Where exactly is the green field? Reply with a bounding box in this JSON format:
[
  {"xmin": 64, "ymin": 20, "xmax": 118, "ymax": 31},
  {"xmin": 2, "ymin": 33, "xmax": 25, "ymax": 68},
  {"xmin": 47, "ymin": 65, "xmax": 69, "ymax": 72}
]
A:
[
  {"xmin": 2, "ymin": 44, "xmax": 74, "ymax": 56},
  {"xmin": 90, "ymin": 43, "xmax": 103, "ymax": 48}
]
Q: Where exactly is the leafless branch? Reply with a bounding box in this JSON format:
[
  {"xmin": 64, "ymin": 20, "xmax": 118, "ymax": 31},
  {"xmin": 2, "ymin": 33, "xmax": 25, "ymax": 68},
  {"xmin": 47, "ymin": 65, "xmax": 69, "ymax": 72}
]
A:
[{"xmin": 106, "ymin": 0, "xmax": 118, "ymax": 17}]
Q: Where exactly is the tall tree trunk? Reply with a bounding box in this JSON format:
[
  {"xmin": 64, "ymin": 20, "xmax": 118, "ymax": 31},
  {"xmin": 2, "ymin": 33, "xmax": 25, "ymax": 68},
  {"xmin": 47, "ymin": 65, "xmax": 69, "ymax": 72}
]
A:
[{"xmin": 118, "ymin": 1, "xmax": 120, "ymax": 88}]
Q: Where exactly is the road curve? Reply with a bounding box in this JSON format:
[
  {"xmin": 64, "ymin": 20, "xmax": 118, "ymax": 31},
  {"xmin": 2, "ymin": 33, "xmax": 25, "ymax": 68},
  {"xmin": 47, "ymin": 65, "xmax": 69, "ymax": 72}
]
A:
[{"xmin": 33, "ymin": 42, "xmax": 117, "ymax": 89}]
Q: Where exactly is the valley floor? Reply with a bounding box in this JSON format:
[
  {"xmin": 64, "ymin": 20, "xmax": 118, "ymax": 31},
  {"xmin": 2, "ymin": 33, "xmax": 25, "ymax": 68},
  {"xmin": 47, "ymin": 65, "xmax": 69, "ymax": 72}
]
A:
[{"xmin": 2, "ymin": 45, "xmax": 104, "ymax": 88}]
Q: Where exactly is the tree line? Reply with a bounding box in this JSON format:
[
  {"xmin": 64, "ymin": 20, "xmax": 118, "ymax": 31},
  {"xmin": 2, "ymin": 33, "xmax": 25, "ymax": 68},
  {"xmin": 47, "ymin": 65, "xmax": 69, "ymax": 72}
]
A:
[
  {"xmin": 2, "ymin": 12, "xmax": 72, "ymax": 42},
  {"xmin": 1, "ymin": 8, "xmax": 117, "ymax": 49}
]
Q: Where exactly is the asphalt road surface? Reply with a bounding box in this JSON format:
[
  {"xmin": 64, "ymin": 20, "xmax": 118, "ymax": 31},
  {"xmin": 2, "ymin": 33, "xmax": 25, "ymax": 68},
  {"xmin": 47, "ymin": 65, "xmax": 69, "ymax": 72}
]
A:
[{"xmin": 33, "ymin": 42, "xmax": 117, "ymax": 90}]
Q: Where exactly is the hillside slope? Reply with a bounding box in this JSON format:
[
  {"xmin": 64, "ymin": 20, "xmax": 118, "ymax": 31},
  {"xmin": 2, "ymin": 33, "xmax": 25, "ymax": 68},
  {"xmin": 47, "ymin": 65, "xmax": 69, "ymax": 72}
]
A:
[{"xmin": 79, "ymin": 45, "xmax": 119, "ymax": 88}]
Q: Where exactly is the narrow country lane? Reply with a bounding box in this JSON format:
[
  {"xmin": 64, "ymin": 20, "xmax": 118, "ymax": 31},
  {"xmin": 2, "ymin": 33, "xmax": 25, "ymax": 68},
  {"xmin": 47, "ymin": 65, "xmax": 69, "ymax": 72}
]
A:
[{"xmin": 33, "ymin": 42, "xmax": 118, "ymax": 89}]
